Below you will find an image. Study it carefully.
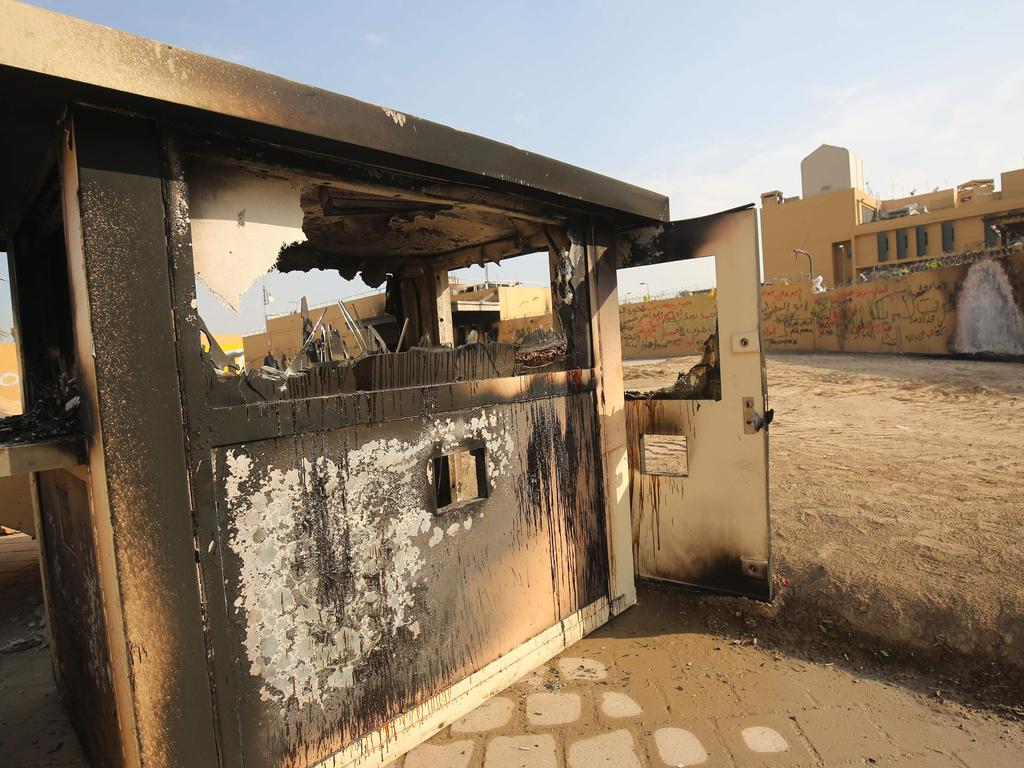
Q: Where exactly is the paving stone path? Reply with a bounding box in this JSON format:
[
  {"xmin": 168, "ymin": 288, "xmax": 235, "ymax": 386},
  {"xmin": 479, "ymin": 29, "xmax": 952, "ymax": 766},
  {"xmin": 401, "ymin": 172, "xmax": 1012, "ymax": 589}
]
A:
[{"xmin": 404, "ymin": 592, "xmax": 1024, "ymax": 768}]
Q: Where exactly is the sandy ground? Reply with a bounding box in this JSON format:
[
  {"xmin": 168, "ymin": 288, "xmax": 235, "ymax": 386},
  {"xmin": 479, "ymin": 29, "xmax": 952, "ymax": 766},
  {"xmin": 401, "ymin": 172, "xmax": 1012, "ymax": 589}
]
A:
[{"xmin": 625, "ymin": 353, "xmax": 1024, "ymax": 694}]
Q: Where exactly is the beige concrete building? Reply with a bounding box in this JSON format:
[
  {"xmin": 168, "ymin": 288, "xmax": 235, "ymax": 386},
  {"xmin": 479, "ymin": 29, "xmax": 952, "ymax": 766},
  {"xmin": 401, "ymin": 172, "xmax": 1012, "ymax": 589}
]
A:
[
  {"xmin": 800, "ymin": 143, "xmax": 865, "ymax": 199},
  {"xmin": 761, "ymin": 144, "xmax": 1024, "ymax": 287},
  {"xmin": 0, "ymin": 341, "xmax": 21, "ymax": 416}
]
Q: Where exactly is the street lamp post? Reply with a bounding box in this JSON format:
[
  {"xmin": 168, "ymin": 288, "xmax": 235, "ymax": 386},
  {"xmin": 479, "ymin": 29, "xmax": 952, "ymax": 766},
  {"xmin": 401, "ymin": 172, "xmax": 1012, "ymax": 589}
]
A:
[{"xmin": 792, "ymin": 249, "xmax": 814, "ymax": 280}]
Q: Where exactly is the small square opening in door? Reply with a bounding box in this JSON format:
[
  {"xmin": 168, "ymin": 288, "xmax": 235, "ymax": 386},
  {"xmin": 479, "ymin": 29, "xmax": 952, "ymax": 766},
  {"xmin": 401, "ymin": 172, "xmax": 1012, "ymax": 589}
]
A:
[
  {"xmin": 640, "ymin": 434, "xmax": 688, "ymax": 476},
  {"xmin": 428, "ymin": 447, "xmax": 488, "ymax": 510}
]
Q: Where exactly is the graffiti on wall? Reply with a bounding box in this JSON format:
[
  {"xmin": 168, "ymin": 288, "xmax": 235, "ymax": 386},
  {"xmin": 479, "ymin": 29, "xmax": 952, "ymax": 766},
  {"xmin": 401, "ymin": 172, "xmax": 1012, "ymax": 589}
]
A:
[
  {"xmin": 618, "ymin": 295, "xmax": 718, "ymax": 359},
  {"xmin": 761, "ymin": 279, "xmax": 954, "ymax": 353},
  {"xmin": 617, "ymin": 254, "xmax": 1024, "ymax": 359}
]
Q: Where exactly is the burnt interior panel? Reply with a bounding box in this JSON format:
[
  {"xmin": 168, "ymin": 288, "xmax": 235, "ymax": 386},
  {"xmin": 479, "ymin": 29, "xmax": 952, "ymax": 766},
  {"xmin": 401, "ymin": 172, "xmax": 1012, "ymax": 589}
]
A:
[
  {"xmin": 36, "ymin": 469, "xmax": 122, "ymax": 768},
  {"xmin": 212, "ymin": 393, "xmax": 607, "ymax": 767}
]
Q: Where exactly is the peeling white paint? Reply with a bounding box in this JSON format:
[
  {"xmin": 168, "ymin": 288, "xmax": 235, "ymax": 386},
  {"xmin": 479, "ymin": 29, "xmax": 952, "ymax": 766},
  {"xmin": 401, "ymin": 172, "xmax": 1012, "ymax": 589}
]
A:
[
  {"xmin": 187, "ymin": 162, "xmax": 307, "ymax": 310},
  {"xmin": 383, "ymin": 108, "xmax": 407, "ymax": 127},
  {"xmin": 225, "ymin": 409, "xmax": 515, "ymax": 705}
]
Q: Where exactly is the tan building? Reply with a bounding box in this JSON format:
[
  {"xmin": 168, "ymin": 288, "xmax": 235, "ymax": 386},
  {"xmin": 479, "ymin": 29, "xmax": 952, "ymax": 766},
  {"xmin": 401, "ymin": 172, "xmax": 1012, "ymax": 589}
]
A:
[
  {"xmin": 0, "ymin": 341, "xmax": 21, "ymax": 416},
  {"xmin": 761, "ymin": 144, "xmax": 1024, "ymax": 287}
]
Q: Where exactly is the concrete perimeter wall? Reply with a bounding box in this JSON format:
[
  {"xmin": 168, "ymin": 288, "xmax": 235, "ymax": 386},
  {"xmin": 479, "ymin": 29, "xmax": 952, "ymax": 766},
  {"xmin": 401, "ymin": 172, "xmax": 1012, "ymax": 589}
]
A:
[
  {"xmin": 618, "ymin": 295, "xmax": 718, "ymax": 359},
  {"xmin": 611, "ymin": 253, "xmax": 1024, "ymax": 359}
]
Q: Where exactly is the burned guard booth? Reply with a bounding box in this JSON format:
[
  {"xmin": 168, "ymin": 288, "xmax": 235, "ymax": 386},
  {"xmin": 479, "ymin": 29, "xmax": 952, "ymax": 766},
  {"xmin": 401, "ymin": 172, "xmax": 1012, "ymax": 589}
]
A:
[{"xmin": 0, "ymin": 4, "xmax": 771, "ymax": 767}]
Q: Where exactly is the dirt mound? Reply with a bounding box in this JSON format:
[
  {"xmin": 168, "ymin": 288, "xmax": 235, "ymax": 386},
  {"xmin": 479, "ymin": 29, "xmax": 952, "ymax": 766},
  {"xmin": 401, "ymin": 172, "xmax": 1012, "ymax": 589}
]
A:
[{"xmin": 624, "ymin": 352, "xmax": 1024, "ymax": 680}]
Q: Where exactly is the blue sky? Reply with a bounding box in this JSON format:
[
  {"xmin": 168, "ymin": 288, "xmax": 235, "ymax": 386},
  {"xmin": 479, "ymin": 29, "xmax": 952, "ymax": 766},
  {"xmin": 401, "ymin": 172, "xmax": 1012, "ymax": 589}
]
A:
[{"xmin": 5, "ymin": 0, "xmax": 1024, "ymax": 334}]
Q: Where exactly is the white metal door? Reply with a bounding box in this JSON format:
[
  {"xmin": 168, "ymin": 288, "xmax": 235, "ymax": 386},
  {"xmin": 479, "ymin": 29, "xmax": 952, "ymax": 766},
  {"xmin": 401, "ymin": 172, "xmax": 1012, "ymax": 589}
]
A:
[{"xmin": 620, "ymin": 206, "xmax": 771, "ymax": 599}]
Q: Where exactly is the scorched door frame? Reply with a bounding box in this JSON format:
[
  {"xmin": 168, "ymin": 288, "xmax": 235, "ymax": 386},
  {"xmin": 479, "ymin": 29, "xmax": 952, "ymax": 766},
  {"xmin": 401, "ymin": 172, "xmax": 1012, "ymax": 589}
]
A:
[{"xmin": 620, "ymin": 206, "xmax": 772, "ymax": 600}]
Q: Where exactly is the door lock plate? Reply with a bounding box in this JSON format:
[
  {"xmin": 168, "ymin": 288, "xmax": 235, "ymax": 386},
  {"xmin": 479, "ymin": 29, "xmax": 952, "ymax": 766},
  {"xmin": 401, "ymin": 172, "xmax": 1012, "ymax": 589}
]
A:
[{"xmin": 742, "ymin": 396, "xmax": 757, "ymax": 434}]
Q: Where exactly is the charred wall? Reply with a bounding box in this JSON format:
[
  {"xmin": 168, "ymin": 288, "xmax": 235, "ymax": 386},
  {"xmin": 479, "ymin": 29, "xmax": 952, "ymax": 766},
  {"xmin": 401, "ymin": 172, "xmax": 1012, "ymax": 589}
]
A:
[{"xmin": 211, "ymin": 393, "xmax": 607, "ymax": 767}]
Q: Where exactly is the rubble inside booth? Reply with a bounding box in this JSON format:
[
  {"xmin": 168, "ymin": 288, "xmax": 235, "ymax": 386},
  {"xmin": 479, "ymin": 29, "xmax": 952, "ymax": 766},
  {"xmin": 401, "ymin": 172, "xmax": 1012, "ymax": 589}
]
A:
[
  {"xmin": 200, "ymin": 274, "xmax": 576, "ymax": 406},
  {"xmin": 0, "ymin": 378, "xmax": 80, "ymax": 445},
  {"xmin": 190, "ymin": 169, "xmax": 589, "ymax": 403},
  {"xmin": 624, "ymin": 328, "xmax": 723, "ymax": 401}
]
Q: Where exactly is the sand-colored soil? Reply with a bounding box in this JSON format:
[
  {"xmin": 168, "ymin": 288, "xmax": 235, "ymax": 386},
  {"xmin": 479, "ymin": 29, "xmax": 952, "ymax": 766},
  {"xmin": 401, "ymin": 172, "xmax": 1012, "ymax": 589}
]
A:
[{"xmin": 624, "ymin": 353, "xmax": 1024, "ymax": 677}]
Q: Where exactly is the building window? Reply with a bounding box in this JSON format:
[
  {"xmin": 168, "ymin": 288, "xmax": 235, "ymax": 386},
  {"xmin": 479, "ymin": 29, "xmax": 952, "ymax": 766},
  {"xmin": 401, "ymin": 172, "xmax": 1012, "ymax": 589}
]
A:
[
  {"xmin": 860, "ymin": 203, "xmax": 877, "ymax": 224},
  {"xmin": 916, "ymin": 225, "xmax": 928, "ymax": 257},
  {"xmin": 941, "ymin": 221, "xmax": 955, "ymax": 253},
  {"xmin": 877, "ymin": 232, "xmax": 890, "ymax": 262},
  {"xmin": 896, "ymin": 229, "xmax": 909, "ymax": 260}
]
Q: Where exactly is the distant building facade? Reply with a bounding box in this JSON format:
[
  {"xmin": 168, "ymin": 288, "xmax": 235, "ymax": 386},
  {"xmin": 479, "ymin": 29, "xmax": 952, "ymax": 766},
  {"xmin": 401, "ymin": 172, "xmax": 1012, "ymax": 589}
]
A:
[{"xmin": 761, "ymin": 144, "xmax": 1024, "ymax": 287}]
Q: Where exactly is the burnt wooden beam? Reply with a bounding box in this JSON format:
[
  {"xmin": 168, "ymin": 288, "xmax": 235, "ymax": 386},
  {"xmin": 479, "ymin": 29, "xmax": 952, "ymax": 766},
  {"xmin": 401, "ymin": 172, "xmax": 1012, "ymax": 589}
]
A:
[{"xmin": 0, "ymin": 436, "xmax": 85, "ymax": 477}]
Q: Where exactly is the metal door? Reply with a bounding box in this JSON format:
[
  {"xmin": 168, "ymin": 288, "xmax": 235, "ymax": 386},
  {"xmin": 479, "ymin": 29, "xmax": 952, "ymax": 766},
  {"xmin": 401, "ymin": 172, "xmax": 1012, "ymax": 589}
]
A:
[{"xmin": 619, "ymin": 206, "xmax": 772, "ymax": 599}]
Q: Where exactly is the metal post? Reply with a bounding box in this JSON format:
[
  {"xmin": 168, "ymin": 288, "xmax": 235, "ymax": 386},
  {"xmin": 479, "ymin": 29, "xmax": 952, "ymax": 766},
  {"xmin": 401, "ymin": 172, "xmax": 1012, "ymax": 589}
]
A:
[{"xmin": 793, "ymin": 248, "xmax": 814, "ymax": 279}]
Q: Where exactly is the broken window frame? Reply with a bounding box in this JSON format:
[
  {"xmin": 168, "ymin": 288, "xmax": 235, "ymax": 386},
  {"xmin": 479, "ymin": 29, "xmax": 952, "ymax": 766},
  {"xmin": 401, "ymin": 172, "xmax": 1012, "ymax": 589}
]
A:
[
  {"xmin": 427, "ymin": 443, "xmax": 489, "ymax": 512},
  {"xmin": 173, "ymin": 135, "xmax": 596, "ymax": 409}
]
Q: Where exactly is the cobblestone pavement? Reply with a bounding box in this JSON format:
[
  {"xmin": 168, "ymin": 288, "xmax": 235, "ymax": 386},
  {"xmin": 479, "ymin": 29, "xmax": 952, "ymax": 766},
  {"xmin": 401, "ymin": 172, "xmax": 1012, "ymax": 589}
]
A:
[
  {"xmin": 411, "ymin": 589, "xmax": 1024, "ymax": 768},
  {"xmin": 1, "ymin": 535, "xmax": 1021, "ymax": 767}
]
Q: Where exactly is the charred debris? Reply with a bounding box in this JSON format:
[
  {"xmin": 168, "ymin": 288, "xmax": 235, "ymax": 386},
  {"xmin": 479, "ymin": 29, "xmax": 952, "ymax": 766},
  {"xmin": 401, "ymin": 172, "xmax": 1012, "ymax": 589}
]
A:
[
  {"xmin": 624, "ymin": 328, "xmax": 724, "ymax": 402},
  {"xmin": 202, "ymin": 294, "xmax": 574, "ymax": 406},
  {"xmin": 186, "ymin": 146, "xmax": 597, "ymax": 405},
  {"xmin": 0, "ymin": 378, "xmax": 80, "ymax": 445}
]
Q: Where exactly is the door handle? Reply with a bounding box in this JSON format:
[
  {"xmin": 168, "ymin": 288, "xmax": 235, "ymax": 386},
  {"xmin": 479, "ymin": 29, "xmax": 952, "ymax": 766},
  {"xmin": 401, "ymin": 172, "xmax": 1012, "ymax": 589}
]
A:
[{"xmin": 751, "ymin": 408, "xmax": 774, "ymax": 433}]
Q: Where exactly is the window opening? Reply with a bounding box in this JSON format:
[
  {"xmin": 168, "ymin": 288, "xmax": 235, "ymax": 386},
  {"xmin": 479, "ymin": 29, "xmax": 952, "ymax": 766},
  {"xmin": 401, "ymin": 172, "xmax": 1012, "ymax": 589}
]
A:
[
  {"xmin": 941, "ymin": 221, "xmax": 955, "ymax": 253},
  {"xmin": 640, "ymin": 434, "xmax": 688, "ymax": 476},
  {"xmin": 0, "ymin": 254, "xmax": 21, "ymax": 417},
  {"xmin": 619, "ymin": 255, "xmax": 722, "ymax": 402},
  {"xmin": 185, "ymin": 157, "xmax": 593, "ymax": 405},
  {"xmin": 896, "ymin": 229, "xmax": 908, "ymax": 260},
  {"xmin": 428, "ymin": 447, "xmax": 487, "ymax": 510},
  {"xmin": 0, "ymin": 171, "xmax": 80, "ymax": 449},
  {"xmin": 916, "ymin": 225, "xmax": 928, "ymax": 257}
]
